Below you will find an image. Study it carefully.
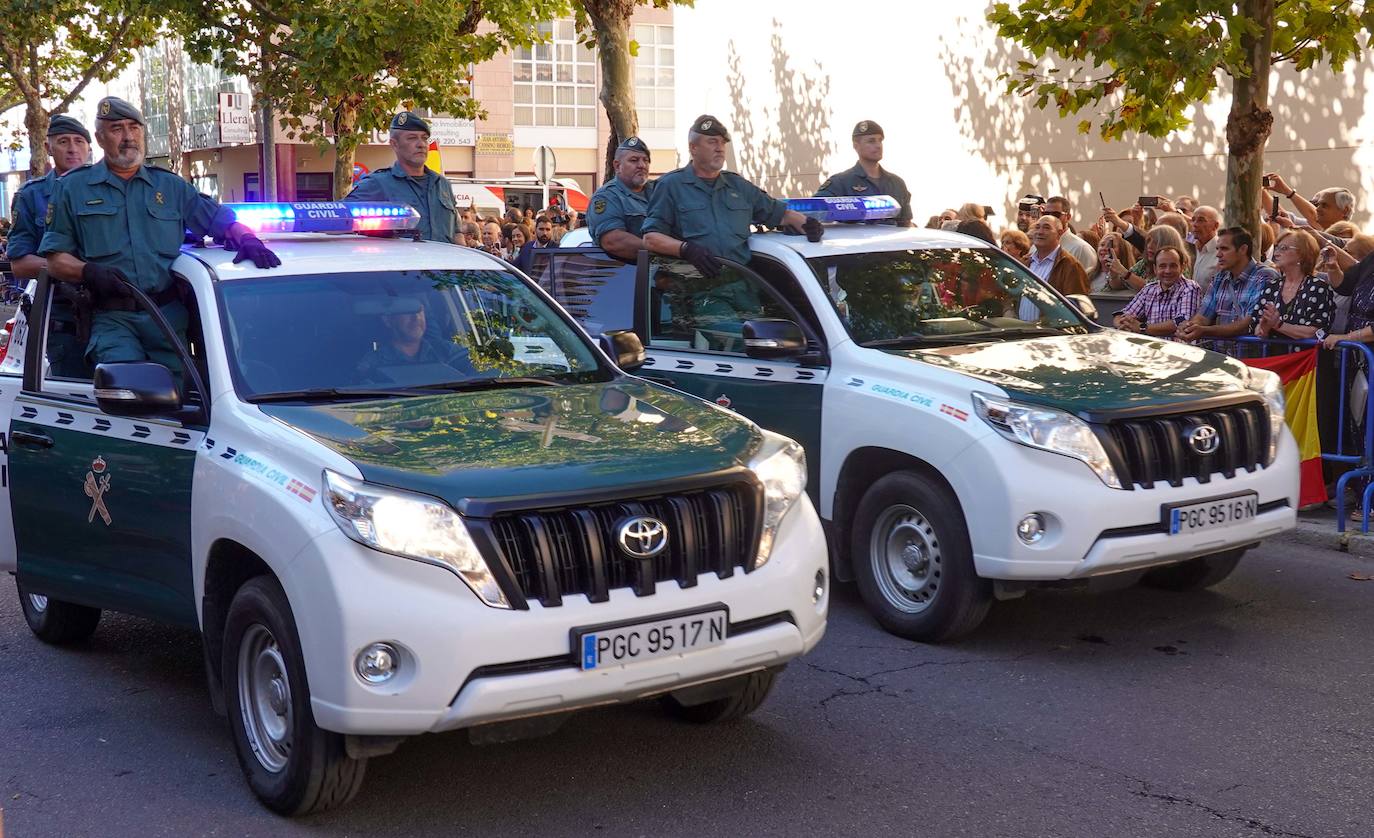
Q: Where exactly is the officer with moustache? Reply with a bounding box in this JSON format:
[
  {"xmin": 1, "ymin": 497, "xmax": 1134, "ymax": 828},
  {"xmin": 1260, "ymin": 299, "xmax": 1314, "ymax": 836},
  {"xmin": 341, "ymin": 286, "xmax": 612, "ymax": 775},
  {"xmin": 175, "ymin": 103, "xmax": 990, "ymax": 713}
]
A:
[{"xmin": 588, "ymin": 136, "xmax": 655, "ymax": 261}]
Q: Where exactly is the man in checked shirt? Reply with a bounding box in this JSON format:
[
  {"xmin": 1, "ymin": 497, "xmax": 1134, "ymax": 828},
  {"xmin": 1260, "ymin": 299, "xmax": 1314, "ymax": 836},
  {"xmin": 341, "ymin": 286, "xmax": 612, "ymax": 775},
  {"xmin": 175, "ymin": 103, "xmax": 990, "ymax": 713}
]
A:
[
  {"xmin": 1112, "ymin": 246, "xmax": 1200, "ymax": 340},
  {"xmin": 1177, "ymin": 226, "xmax": 1277, "ymax": 352}
]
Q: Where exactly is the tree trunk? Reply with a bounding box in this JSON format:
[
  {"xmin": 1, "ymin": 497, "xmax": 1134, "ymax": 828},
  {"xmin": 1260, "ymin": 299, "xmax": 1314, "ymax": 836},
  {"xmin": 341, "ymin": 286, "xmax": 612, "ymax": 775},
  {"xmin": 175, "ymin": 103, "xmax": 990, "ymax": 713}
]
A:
[
  {"xmin": 24, "ymin": 101, "xmax": 49, "ymax": 179},
  {"xmin": 585, "ymin": 0, "xmax": 638, "ymax": 182},
  {"xmin": 332, "ymin": 102, "xmax": 360, "ymax": 199},
  {"xmin": 1223, "ymin": 0, "xmax": 1276, "ymax": 247}
]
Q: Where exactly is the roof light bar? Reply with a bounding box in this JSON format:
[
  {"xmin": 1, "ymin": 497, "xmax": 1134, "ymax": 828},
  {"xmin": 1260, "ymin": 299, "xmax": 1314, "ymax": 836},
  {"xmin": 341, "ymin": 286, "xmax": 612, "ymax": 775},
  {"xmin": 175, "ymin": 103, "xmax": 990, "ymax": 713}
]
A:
[
  {"xmin": 786, "ymin": 195, "xmax": 900, "ymax": 223},
  {"xmin": 223, "ymin": 202, "xmax": 421, "ymax": 234}
]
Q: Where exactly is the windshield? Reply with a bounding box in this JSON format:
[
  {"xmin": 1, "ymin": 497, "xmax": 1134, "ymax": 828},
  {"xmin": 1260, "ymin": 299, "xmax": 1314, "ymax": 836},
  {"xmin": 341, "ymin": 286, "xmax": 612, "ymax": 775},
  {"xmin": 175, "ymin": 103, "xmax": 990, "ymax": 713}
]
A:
[
  {"xmin": 218, "ymin": 269, "xmax": 610, "ymax": 399},
  {"xmin": 807, "ymin": 248, "xmax": 1092, "ymax": 346}
]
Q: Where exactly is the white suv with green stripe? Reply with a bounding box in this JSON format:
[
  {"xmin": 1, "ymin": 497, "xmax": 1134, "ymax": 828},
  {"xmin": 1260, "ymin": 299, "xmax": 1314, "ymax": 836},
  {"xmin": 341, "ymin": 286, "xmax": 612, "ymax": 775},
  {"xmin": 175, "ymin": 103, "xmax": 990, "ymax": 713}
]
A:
[
  {"xmin": 0, "ymin": 203, "xmax": 827, "ymax": 814},
  {"xmin": 554, "ymin": 198, "xmax": 1299, "ymax": 642}
]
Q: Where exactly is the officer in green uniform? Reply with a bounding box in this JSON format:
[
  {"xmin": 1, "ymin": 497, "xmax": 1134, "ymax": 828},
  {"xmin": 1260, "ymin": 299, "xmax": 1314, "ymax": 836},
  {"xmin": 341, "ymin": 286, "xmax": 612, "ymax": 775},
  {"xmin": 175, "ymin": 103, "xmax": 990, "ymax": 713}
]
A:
[
  {"xmin": 642, "ymin": 115, "xmax": 820, "ymax": 277},
  {"xmin": 815, "ymin": 120, "xmax": 913, "ymax": 227},
  {"xmin": 357, "ymin": 299, "xmax": 475, "ymax": 381},
  {"xmin": 40, "ymin": 97, "xmax": 281, "ymax": 370},
  {"xmin": 345, "ymin": 112, "xmax": 457, "ymax": 243},
  {"xmin": 7, "ymin": 114, "xmax": 91, "ymax": 377},
  {"xmin": 587, "ymin": 136, "xmax": 655, "ymax": 261}
]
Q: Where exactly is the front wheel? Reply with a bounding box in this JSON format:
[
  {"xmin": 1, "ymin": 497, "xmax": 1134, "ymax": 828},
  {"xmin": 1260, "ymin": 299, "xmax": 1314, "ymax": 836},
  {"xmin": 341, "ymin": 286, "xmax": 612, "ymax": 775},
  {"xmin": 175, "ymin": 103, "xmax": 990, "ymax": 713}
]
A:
[
  {"xmin": 662, "ymin": 669, "xmax": 780, "ymax": 724},
  {"xmin": 1141, "ymin": 548, "xmax": 1245, "ymax": 591},
  {"xmin": 850, "ymin": 472, "xmax": 992, "ymax": 642},
  {"xmin": 222, "ymin": 576, "xmax": 366, "ymax": 815},
  {"xmin": 16, "ymin": 579, "xmax": 101, "ymax": 644}
]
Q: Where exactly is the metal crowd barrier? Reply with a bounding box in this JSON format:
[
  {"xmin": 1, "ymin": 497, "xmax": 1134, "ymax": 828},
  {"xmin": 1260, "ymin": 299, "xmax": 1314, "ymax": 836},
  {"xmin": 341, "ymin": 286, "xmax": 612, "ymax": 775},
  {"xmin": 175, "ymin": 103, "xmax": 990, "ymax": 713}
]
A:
[{"xmin": 1200, "ymin": 336, "xmax": 1374, "ymax": 532}]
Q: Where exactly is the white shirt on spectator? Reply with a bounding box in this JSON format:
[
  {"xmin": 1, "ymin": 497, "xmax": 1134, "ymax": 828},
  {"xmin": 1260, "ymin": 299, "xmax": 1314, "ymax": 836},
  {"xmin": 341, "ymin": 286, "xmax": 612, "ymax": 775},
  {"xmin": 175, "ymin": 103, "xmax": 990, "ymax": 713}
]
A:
[
  {"xmin": 1192, "ymin": 235, "xmax": 1220, "ymax": 292},
  {"xmin": 1020, "ymin": 246, "xmax": 1060, "ymax": 320},
  {"xmin": 1060, "ymin": 230, "xmax": 1098, "ymax": 275}
]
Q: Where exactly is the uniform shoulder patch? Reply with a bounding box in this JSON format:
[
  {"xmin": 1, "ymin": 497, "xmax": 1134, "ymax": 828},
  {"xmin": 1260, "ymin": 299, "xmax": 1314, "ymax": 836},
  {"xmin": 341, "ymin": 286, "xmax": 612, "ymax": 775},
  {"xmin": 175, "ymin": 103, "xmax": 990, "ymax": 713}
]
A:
[
  {"xmin": 44, "ymin": 202, "xmax": 54, "ymax": 225},
  {"xmin": 593, "ymin": 198, "xmax": 607, "ymax": 214}
]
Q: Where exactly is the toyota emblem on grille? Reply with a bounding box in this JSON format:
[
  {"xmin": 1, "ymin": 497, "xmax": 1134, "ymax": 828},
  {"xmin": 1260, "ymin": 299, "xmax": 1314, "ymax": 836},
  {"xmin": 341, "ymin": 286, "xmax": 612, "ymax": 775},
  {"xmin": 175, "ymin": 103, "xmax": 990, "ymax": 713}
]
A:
[
  {"xmin": 617, "ymin": 516, "xmax": 668, "ymax": 559},
  {"xmin": 1188, "ymin": 424, "xmax": 1221, "ymax": 455}
]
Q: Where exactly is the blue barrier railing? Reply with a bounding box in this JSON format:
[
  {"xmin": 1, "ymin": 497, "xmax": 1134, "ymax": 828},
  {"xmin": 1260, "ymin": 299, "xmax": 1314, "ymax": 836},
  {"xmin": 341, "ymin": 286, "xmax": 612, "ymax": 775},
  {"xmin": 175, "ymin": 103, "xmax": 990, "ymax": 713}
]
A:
[{"xmin": 1204, "ymin": 336, "xmax": 1374, "ymax": 533}]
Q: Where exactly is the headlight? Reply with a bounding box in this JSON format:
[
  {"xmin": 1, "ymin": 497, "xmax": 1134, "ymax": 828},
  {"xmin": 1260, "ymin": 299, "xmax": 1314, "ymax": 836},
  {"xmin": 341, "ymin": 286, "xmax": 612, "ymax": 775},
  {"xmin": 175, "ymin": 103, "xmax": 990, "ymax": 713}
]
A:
[
  {"xmin": 747, "ymin": 431, "xmax": 807, "ymax": 569},
  {"xmin": 1245, "ymin": 367, "xmax": 1286, "ymax": 465},
  {"xmin": 972, "ymin": 393, "xmax": 1122, "ymax": 489},
  {"xmin": 323, "ymin": 470, "xmax": 508, "ymax": 608}
]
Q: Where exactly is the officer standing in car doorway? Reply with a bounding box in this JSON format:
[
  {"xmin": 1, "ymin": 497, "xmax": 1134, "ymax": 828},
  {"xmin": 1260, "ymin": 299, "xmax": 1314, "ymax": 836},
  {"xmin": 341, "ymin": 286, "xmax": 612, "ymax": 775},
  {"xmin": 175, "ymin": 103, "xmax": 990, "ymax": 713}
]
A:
[
  {"xmin": 815, "ymin": 120, "xmax": 913, "ymax": 226},
  {"xmin": 345, "ymin": 111, "xmax": 458, "ymax": 244},
  {"xmin": 40, "ymin": 96, "xmax": 281, "ymax": 370},
  {"xmin": 7, "ymin": 115, "xmax": 91, "ymax": 377},
  {"xmin": 642, "ymin": 115, "xmax": 821, "ymax": 277},
  {"xmin": 587, "ymin": 136, "xmax": 655, "ymax": 261}
]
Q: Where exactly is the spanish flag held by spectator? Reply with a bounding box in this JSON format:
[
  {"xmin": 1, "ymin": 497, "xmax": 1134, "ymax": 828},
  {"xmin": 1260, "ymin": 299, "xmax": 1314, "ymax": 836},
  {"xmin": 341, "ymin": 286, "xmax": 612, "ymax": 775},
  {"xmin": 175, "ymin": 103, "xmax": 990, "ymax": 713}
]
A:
[
  {"xmin": 426, "ymin": 140, "xmax": 442, "ymax": 175},
  {"xmin": 1245, "ymin": 348, "xmax": 1325, "ymax": 506}
]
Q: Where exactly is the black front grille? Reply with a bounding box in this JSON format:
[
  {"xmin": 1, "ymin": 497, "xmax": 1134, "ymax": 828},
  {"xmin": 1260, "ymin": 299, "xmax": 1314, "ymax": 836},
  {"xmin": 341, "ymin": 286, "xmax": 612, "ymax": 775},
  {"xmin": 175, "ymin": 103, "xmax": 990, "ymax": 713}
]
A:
[
  {"xmin": 1095, "ymin": 400, "xmax": 1270, "ymax": 490},
  {"xmin": 482, "ymin": 483, "xmax": 760, "ymax": 607}
]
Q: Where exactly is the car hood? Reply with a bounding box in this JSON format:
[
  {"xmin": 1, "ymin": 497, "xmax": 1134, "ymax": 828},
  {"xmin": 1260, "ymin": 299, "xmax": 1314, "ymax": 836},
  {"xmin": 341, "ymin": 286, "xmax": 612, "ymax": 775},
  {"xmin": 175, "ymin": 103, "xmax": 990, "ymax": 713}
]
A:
[
  {"xmin": 894, "ymin": 331, "xmax": 1253, "ymax": 416},
  {"xmin": 260, "ymin": 379, "xmax": 760, "ymax": 508}
]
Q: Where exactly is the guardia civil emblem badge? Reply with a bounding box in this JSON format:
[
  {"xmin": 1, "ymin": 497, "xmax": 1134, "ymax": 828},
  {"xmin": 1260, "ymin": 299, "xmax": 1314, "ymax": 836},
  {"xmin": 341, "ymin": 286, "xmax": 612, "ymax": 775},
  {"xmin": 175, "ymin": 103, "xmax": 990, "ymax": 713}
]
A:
[{"xmin": 84, "ymin": 456, "xmax": 112, "ymax": 526}]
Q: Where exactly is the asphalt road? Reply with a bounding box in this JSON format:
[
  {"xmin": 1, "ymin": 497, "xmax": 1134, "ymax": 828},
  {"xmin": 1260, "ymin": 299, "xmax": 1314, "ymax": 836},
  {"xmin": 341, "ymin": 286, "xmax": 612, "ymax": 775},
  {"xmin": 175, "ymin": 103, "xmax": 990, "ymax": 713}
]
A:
[{"xmin": 3, "ymin": 538, "xmax": 1372, "ymax": 838}]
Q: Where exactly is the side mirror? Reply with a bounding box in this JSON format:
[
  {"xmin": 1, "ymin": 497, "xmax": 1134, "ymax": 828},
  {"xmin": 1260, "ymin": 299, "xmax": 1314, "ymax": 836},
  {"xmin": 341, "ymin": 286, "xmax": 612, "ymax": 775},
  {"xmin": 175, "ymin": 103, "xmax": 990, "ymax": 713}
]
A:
[
  {"xmin": 599, "ymin": 329, "xmax": 645, "ymax": 370},
  {"xmin": 742, "ymin": 318, "xmax": 806, "ymax": 359},
  {"xmin": 1065, "ymin": 294, "xmax": 1099, "ymax": 321},
  {"xmin": 93, "ymin": 362, "xmax": 182, "ymax": 416}
]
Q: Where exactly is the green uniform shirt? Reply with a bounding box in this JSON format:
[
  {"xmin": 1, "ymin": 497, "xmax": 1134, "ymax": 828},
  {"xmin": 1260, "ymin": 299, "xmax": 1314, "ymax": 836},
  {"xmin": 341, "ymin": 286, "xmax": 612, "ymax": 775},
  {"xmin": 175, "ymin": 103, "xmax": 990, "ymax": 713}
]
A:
[
  {"xmin": 357, "ymin": 337, "xmax": 474, "ymax": 380},
  {"xmin": 7, "ymin": 169, "xmax": 59, "ymax": 261},
  {"xmin": 588, "ymin": 177, "xmax": 656, "ymax": 243},
  {"xmin": 345, "ymin": 163, "xmax": 457, "ymax": 243},
  {"xmin": 39, "ymin": 161, "xmax": 231, "ymax": 294},
  {"xmin": 815, "ymin": 162, "xmax": 913, "ymax": 226},
  {"xmin": 642, "ymin": 168, "xmax": 787, "ymax": 264}
]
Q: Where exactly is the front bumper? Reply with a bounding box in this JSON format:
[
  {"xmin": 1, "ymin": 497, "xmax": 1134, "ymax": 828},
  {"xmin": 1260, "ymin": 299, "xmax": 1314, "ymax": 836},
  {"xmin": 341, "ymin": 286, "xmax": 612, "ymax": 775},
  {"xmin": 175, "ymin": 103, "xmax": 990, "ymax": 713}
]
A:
[
  {"xmin": 946, "ymin": 428, "xmax": 1301, "ymax": 581},
  {"xmin": 281, "ymin": 496, "xmax": 828, "ymax": 736}
]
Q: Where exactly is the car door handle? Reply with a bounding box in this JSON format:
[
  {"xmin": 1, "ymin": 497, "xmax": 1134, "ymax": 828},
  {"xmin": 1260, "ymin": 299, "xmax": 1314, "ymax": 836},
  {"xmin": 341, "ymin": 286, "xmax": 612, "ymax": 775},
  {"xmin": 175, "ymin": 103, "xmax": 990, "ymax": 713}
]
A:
[{"xmin": 12, "ymin": 430, "xmax": 54, "ymax": 449}]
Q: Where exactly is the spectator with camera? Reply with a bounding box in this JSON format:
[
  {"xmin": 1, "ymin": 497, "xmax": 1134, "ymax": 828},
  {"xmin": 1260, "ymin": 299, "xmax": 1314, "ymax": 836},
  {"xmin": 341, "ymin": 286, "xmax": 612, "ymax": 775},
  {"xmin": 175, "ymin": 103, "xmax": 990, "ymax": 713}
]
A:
[
  {"xmin": 1264, "ymin": 172, "xmax": 1354, "ymax": 231},
  {"xmin": 1089, "ymin": 232, "xmax": 1137, "ymax": 292},
  {"xmin": 1112, "ymin": 246, "xmax": 1199, "ymax": 340}
]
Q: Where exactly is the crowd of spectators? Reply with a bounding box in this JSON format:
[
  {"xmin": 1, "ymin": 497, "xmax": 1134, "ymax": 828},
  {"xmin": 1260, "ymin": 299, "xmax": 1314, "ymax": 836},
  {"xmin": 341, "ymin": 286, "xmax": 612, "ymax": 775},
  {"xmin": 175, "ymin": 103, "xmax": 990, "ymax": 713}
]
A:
[{"xmin": 451, "ymin": 200, "xmax": 582, "ymax": 271}]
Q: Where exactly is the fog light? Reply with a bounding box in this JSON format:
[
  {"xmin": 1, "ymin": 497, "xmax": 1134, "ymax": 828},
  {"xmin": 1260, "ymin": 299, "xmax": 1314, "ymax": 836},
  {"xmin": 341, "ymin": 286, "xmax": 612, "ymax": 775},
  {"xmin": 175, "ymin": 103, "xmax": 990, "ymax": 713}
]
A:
[
  {"xmin": 1016, "ymin": 514, "xmax": 1046, "ymax": 545},
  {"xmin": 813, "ymin": 569, "xmax": 827, "ymax": 603},
  {"xmin": 355, "ymin": 642, "xmax": 399, "ymax": 684}
]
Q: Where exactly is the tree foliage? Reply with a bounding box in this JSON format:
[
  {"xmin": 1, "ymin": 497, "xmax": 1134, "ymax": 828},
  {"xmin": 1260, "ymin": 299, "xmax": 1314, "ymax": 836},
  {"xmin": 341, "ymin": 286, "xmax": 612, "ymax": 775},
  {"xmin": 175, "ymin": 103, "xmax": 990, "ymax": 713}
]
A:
[
  {"xmin": 174, "ymin": 0, "xmax": 569, "ymax": 198},
  {"xmin": 0, "ymin": 0, "xmax": 162, "ymax": 177},
  {"xmin": 989, "ymin": 0, "xmax": 1374, "ymax": 235}
]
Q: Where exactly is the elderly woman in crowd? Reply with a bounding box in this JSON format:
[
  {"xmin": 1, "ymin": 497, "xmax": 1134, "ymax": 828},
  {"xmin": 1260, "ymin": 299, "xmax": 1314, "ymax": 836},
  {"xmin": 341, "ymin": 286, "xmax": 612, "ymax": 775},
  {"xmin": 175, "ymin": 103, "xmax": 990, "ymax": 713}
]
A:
[
  {"xmin": 1251, "ymin": 230, "xmax": 1335, "ymax": 342},
  {"xmin": 1112, "ymin": 245, "xmax": 1200, "ymax": 340},
  {"xmin": 999, "ymin": 229, "xmax": 1031, "ymax": 265},
  {"xmin": 1090, "ymin": 232, "xmax": 1138, "ymax": 292}
]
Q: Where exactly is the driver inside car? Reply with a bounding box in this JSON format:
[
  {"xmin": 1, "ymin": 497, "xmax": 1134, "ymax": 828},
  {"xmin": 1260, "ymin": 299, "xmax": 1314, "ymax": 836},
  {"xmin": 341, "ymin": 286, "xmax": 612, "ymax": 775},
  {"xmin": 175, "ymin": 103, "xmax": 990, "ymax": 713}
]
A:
[{"xmin": 357, "ymin": 298, "xmax": 477, "ymax": 380}]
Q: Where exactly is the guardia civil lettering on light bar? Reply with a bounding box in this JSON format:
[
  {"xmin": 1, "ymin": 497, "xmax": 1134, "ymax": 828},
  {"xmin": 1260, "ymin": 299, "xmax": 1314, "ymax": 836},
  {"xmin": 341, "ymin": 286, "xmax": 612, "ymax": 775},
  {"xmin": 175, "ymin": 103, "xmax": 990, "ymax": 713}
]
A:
[
  {"xmin": 786, "ymin": 195, "xmax": 900, "ymax": 223},
  {"xmin": 223, "ymin": 202, "xmax": 422, "ymax": 234}
]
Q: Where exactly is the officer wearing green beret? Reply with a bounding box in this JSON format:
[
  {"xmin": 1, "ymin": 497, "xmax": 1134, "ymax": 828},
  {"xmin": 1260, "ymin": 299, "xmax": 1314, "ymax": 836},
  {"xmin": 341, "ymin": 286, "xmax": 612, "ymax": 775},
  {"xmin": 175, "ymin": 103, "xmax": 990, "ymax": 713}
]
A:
[
  {"xmin": 40, "ymin": 96, "xmax": 281, "ymax": 371},
  {"xmin": 642, "ymin": 115, "xmax": 820, "ymax": 277},
  {"xmin": 588, "ymin": 136, "xmax": 655, "ymax": 261},
  {"xmin": 815, "ymin": 120, "xmax": 913, "ymax": 226},
  {"xmin": 344, "ymin": 111, "xmax": 457, "ymax": 244},
  {"xmin": 8, "ymin": 115, "xmax": 91, "ymax": 377}
]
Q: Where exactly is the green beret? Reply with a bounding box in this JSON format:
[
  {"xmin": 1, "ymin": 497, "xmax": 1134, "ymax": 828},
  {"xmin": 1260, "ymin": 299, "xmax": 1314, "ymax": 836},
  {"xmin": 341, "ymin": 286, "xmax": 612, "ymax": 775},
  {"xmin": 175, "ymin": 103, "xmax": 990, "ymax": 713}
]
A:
[
  {"xmin": 389, "ymin": 111, "xmax": 431, "ymax": 134},
  {"xmin": 690, "ymin": 115, "xmax": 731, "ymax": 141},
  {"xmin": 616, "ymin": 135, "xmax": 650, "ymax": 160},
  {"xmin": 95, "ymin": 96, "xmax": 144, "ymax": 125},
  {"xmin": 47, "ymin": 115, "xmax": 90, "ymax": 143},
  {"xmin": 852, "ymin": 120, "xmax": 884, "ymax": 137}
]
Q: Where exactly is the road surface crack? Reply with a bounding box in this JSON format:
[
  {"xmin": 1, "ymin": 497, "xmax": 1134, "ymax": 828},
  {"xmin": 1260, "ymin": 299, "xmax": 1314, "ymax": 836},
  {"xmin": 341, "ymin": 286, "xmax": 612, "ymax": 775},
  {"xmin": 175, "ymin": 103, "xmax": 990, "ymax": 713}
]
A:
[{"xmin": 1132, "ymin": 785, "xmax": 1315, "ymax": 838}]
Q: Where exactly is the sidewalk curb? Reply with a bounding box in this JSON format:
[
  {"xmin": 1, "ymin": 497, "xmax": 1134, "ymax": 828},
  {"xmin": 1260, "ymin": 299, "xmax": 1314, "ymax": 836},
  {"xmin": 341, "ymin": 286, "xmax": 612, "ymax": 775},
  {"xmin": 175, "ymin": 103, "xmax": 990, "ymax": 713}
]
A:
[{"xmin": 1276, "ymin": 515, "xmax": 1374, "ymax": 559}]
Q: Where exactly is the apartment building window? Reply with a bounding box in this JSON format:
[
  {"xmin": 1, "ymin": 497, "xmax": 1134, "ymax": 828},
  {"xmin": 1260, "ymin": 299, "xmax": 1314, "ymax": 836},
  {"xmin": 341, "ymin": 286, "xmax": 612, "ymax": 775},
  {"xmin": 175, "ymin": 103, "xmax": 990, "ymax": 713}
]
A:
[
  {"xmin": 513, "ymin": 20, "xmax": 597, "ymax": 128},
  {"xmin": 634, "ymin": 24, "xmax": 674, "ymax": 130}
]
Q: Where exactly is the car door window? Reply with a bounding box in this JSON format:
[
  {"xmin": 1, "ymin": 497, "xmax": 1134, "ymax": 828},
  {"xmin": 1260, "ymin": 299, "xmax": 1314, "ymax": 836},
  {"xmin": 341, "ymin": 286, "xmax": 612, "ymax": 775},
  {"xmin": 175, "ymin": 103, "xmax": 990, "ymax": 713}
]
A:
[
  {"xmin": 647, "ymin": 258, "xmax": 793, "ymax": 355},
  {"xmin": 529, "ymin": 248, "xmax": 639, "ymax": 339},
  {"xmin": 44, "ymin": 284, "xmax": 95, "ymax": 382}
]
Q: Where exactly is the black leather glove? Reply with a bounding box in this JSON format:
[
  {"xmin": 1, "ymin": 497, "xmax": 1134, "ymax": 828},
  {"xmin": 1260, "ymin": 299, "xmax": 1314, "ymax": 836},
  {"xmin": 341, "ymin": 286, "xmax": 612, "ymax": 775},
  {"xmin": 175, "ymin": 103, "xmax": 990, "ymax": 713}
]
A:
[
  {"xmin": 680, "ymin": 240, "xmax": 721, "ymax": 278},
  {"xmin": 229, "ymin": 232, "xmax": 282, "ymax": 268},
  {"xmin": 81, "ymin": 262, "xmax": 132, "ymax": 300},
  {"xmin": 803, "ymin": 216, "xmax": 824, "ymax": 243}
]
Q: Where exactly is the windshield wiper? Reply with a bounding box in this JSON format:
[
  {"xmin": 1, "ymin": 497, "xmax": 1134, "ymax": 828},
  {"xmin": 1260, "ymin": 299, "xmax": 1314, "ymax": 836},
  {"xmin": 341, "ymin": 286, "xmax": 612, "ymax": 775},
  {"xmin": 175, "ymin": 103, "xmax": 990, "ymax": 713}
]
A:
[
  {"xmin": 245, "ymin": 387, "xmax": 436, "ymax": 404},
  {"xmin": 424, "ymin": 376, "xmax": 562, "ymax": 391},
  {"xmin": 859, "ymin": 336, "xmax": 930, "ymax": 348}
]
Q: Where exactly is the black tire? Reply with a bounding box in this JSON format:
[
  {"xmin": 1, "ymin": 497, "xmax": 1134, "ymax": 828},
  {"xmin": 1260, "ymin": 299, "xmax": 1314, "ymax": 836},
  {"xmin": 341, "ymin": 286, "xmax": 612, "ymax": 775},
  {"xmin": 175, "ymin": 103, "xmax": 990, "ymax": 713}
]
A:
[
  {"xmin": 16, "ymin": 579, "xmax": 101, "ymax": 644},
  {"xmin": 662, "ymin": 668, "xmax": 780, "ymax": 724},
  {"xmin": 850, "ymin": 471, "xmax": 992, "ymax": 642},
  {"xmin": 1141, "ymin": 548, "xmax": 1245, "ymax": 591},
  {"xmin": 222, "ymin": 576, "xmax": 366, "ymax": 815}
]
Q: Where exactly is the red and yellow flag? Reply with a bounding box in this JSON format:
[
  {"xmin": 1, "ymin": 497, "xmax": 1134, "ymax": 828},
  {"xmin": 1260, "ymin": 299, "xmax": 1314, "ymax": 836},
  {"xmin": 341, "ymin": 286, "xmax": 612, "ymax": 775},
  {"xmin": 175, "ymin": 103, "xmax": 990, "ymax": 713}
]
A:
[
  {"xmin": 1245, "ymin": 347, "xmax": 1325, "ymax": 506},
  {"xmin": 426, "ymin": 140, "xmax": 443, "ymax": 174}
]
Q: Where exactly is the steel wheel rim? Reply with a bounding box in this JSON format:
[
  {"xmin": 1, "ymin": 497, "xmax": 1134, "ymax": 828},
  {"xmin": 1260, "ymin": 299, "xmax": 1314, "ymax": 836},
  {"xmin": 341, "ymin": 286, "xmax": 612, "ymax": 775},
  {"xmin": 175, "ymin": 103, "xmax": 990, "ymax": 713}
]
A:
[
  {"xmin": 237, "ymin": 624, "xmax": 292, "ymax": 774},
  {"xmin": 27, "ymin": 593, "xmax": 48, "ymax": 613},
  {"xmin": 869, "ymin": 504, "xmax": 942, "ymax": 614}
]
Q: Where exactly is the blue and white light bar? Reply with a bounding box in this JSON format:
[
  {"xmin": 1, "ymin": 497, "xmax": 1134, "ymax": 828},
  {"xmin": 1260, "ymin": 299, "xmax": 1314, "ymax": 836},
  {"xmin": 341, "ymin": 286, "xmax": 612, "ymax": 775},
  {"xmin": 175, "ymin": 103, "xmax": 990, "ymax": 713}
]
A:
[
  {"xmin": 786, "ymin": 195, "xmax": 900, "ymax": 223},
  {"xmin": 223, "ymin": 202, "xmax": 422, "ymax": 234}
]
